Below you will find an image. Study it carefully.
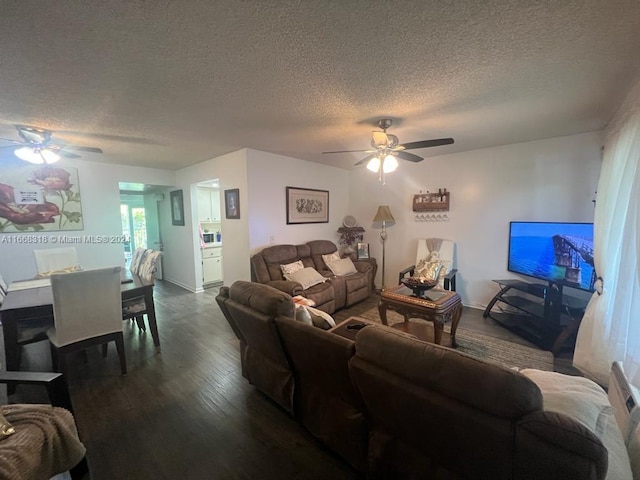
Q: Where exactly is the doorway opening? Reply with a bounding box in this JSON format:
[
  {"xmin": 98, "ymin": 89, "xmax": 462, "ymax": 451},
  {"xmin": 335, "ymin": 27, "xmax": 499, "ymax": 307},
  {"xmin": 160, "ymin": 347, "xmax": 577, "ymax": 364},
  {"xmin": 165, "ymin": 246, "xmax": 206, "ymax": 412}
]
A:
[{"xmin": 119, "ymin": 182, "xmax": 166, "ymax": 278}]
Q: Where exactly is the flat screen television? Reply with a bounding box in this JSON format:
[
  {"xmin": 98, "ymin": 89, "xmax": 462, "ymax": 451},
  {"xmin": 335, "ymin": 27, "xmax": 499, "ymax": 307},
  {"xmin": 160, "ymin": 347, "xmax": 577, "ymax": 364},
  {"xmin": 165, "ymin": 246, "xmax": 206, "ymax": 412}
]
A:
[{"xmin": 508, "ymin": 221, "xmax": 596, "ymax": 291}]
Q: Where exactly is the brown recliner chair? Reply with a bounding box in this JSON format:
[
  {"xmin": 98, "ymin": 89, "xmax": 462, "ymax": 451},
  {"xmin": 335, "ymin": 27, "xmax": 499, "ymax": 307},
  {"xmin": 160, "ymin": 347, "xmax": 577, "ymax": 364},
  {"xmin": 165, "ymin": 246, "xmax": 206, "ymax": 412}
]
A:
[
  {"xmin": 215, "ymin": 281, "xmax": 296, "ymax": 414},
  {"xmin": 349, "ymin": 326, "xmax": 609, "ymax": 480},
  {"xmin": 274, "ymin": 316, "xmax": 368, "ymax": 473}
]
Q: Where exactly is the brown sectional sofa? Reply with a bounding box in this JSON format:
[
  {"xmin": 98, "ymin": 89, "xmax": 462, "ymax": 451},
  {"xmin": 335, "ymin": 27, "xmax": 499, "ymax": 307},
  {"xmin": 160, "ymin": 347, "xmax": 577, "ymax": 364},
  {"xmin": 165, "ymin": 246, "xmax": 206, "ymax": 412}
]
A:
[
  {"xmin": 250, "ymin": 240, "xmax": 372, "ymax": 313},
  {"xmin": 216, "ymin": 280, "xmax": 631, "ymax": 480}
]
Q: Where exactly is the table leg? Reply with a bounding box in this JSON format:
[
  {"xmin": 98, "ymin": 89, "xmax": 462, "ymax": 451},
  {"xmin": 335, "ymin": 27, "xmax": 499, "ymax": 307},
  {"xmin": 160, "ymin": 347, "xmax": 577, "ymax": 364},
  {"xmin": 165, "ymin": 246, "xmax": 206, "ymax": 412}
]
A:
[
  {"xmin": 433, "ymin": 319, "xmax": 444, "ymax": 345},
  {"xmin": 144, "ymin": 287, "xmax": 161, "ymax": 353},
  {"xmin": 2, "ymin": 312, "xmax": 20, "ymax": 372},
  {"xmin": 450, "ymin": 303, "xmax": 463, "ymax": 348},
  {"xmin": 377, "ymin": 301, "xmax": 389, "ymax": 325}
]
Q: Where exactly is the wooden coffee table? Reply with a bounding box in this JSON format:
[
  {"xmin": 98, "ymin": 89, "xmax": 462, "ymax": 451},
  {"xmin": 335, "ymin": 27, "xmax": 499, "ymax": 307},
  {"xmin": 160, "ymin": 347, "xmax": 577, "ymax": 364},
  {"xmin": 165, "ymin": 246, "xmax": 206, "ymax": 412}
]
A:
[{"xmin": 378, "ymin": 285, "xmax": 463, "ymax": 347}]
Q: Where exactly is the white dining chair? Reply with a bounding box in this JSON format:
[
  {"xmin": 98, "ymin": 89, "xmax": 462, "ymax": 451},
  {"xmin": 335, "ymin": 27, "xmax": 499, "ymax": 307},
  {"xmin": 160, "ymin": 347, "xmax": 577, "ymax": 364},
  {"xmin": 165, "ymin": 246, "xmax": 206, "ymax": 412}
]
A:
[
  {"xmin": 33, "ymin": 247, "xmax": 80, "ymax": 274},
  {"xmin": 48, "ymin": 266, "xmax": 127, "ymax": 375}
]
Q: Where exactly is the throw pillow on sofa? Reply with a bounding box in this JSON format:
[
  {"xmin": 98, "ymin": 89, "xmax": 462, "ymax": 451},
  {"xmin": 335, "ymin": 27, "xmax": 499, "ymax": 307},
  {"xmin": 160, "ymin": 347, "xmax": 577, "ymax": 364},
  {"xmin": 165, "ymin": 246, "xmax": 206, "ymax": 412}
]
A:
[
  {"xmin": 326, "ymin": 257, "xmax": 357, "ymax": 276},
  {"xmin": 294, "ymin": 305, "xmax": 336, "ymax": 330},
  {"xmin": 322, "ymin": 252, "xmax": 341, "ymax": 268},
  {"xmin": 284, "ymin": 267, "xmax": 327, "ymax": 290},
  {"xmin": 306, "ymin": 305, "xmax": 336, "ymax": 329},
  {"xmin": 280, "ymin": 260, "xmax": 304, "ymax": 276}
]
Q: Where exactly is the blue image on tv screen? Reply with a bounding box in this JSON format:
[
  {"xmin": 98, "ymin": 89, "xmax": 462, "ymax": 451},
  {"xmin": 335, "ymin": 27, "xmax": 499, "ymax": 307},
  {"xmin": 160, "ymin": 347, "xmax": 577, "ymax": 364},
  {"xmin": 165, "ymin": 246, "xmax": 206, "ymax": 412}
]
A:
[{"xmin": 508, "ymin": 222, "xmax": 595, "ymax": 291}]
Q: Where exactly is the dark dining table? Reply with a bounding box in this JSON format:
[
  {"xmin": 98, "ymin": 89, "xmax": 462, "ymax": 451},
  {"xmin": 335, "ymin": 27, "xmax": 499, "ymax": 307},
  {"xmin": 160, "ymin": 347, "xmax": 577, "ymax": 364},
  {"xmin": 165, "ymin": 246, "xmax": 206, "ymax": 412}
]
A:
[{"xmin": 0, "ymin": 271, "xmax": 161, "ymax": 373}]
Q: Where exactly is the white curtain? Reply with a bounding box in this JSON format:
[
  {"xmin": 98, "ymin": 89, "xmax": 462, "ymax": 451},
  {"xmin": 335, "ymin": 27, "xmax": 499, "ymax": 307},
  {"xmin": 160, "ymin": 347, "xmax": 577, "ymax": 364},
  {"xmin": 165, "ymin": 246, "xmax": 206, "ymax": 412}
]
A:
[{"xmin": 573, "ymin": 109, "xmax": 640, "ymax": 387}]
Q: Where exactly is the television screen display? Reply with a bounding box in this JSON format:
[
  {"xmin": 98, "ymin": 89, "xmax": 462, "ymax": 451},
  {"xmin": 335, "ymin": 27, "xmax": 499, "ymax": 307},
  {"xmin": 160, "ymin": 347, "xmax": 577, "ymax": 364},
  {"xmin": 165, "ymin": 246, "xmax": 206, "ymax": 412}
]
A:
[{"xmin": 508, "ymin": 221, "xmax": 595, "ymax": 291}]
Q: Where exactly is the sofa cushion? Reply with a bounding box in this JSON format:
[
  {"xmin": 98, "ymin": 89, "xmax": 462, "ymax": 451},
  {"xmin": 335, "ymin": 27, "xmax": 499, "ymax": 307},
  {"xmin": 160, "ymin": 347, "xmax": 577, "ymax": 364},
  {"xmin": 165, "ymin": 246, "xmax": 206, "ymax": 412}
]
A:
[
  {"xmin": 519, "ymin": 369, "xmax": 613, "ymax": 436},
  {"xmin": 327, "ymin": 257, "xmax": 357, "ymax": 276},
  {"xmin": 280, "ymin": 260, "xmax": 304, "ymax": 276},
  {"xmin": 520, "ymin": 369, "xmax": 633, "ymax": 480},
  {"xmin": 295, "ymin": 305, "xmax": 314, "ymax": 326},
  {"xmin": 306, "ymin": 305, "xmax": 336, "ymax": 329},
  {"xmin": 284, "ymin": 267, "xmax": 327, "ymax": 290},
  {"xmin": 322, "ymin": 252, "xmax": 341, "ymax": 267}
]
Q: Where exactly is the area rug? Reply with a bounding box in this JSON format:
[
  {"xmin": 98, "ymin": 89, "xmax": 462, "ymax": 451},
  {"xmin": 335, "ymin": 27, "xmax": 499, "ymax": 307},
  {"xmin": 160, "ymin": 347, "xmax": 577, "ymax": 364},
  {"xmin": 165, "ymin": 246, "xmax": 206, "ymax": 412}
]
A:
[{"xmin": 355, "ymin": 308, "xmax": 554, "ymax": 371}]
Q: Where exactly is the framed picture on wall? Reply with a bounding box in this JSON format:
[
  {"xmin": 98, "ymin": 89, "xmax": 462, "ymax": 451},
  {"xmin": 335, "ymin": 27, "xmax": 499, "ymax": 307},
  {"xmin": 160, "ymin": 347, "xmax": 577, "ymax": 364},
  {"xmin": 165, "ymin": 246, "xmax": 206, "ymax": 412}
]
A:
[
  {"xmin": 286, "ymin": 186, "xmax": 329, "ymax": 224},
  {"xmin": 356, "ymin": 242, "xmax": 370, "ymax": 260},
  {"xmin": 224, "ymin": 188, "xmax": 240, "ymax": 219},
  {"xmin": 170, "ymin": 190, "xmax": 185, "ymax": 226}
]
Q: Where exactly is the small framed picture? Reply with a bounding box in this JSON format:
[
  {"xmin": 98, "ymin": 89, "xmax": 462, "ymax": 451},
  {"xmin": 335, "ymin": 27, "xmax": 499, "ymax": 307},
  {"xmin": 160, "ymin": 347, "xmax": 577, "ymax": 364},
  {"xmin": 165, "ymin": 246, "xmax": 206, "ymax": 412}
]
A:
[
  {"xmin": 170, "ymin": 190, "xmax": 185, "ymax": 226},
  {"xmin": 224, "ymin": 188, "xmax": 240, "ymax": 219},
  {"xmin": 356, "ymin": 242, "xmax": 370, "ymax": 259}
]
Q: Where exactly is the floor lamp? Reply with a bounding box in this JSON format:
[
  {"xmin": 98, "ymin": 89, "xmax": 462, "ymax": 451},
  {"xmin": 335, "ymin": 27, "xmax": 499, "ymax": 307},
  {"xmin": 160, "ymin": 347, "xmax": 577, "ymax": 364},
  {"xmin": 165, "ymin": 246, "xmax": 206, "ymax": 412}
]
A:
[{"xmin": 372, "ymin": 205, "xmax": 395, "ymax": 291}]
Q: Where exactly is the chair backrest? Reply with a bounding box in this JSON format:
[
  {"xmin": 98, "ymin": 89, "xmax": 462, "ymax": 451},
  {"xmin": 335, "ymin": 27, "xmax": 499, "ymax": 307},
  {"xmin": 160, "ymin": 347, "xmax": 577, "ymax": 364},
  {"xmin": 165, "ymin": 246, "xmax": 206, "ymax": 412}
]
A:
[
  {"xmin": 414, "ymin": 238, "xmax": 455, "ymax": 287},
  {"xmin": 349, "ymin": 326, "xmax": 543, "ymax": 478},
  {"xmin": 33, "ymin": 247, "xmax": 80, "ymax": 274},
  {"xmin": 51, "ymin": 266, "xmax": 123, "ymax": 347},
  {"xmin": 129, "ymin": 247, "xmax": 148, "ymax": 275},
  {"xmin": 0, "ymin": 272, "xmax": 8, "ymax": 294},
  {"xmin": 138, "ymin": 250, "xmax": 162, "ymax": 281}
]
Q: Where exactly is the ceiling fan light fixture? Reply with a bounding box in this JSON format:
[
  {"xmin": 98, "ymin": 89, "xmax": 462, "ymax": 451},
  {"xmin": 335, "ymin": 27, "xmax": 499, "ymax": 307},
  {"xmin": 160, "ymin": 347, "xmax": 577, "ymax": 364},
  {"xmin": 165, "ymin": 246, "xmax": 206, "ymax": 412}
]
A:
[
  {"xmin": 14, "ymin": 146, "xmax": 60, "ymax": 164},
  {"xmin": 382, "ymin": 154, "xmax": 398, "ymax": 173},
  {"xmin": 366, "ymin": 156, "xmax": 380, "ymax": 172}
]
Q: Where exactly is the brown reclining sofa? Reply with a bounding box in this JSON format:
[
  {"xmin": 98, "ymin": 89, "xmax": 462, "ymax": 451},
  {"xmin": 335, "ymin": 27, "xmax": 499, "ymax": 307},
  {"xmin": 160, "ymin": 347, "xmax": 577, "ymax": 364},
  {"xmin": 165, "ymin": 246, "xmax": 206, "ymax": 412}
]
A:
[
  {"xmin": 250, "ymin": 240, "xmax": 373, "ymax": 313},
  {"xmin": 216, "ymin": 280, "xmax": 631, "ymax": 479}
]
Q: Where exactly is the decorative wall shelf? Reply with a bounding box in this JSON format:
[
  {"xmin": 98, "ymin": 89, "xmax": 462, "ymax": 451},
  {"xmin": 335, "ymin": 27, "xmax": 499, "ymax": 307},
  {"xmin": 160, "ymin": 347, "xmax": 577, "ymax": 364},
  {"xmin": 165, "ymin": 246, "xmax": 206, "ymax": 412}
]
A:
[{"xmin": 412, "ymin": 189, "xmax": 450, "ymax": 212}]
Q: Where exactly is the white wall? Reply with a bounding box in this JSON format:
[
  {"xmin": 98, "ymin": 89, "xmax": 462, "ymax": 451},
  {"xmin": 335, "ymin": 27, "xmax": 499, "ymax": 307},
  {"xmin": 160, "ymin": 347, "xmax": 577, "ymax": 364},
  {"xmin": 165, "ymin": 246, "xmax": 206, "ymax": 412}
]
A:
[
  {"xmin": 171, "ymin": 149, "xmax": 249, "ymax": 291},
  {"xmin": 348, "ymin": 132, "xmax": 603, "ymax": 309},
  {"xmin": 0, "ymin": 158, "xmax": 175, "ymax": 283},
  {"xmin": 247, "ymin": 150, "xmax": 350, "ymax": 253}
]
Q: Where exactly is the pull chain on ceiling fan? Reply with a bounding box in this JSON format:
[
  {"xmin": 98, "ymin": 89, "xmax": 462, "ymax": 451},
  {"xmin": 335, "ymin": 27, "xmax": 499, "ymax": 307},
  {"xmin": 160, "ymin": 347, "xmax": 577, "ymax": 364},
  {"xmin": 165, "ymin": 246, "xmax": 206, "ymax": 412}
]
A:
[
  {"xmin": 0, "ymin": 125, "xmax": 103, "ymax": 164},
  {"xmin": 322, "ymin": 118, "xmax": 454, "ymax": 184}
]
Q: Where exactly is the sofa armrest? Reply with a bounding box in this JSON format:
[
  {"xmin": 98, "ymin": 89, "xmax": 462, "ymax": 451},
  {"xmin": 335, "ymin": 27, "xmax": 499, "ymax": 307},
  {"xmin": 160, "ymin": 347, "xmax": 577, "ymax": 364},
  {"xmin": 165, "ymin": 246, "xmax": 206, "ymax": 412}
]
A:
[
  {"xmin": 514, "ymin": 411, "xmax": 608, "ymax": 480},
  {"xmin": 266, "ymin": 280, "xmax": 304, "ymax": 296},
  {"xmin": 353, "ymin": 261, "xmax": 373, "ymax": 274},
  {"xmin": 398, "ymin": 265, "xmax": 416, "ymax": 284}
]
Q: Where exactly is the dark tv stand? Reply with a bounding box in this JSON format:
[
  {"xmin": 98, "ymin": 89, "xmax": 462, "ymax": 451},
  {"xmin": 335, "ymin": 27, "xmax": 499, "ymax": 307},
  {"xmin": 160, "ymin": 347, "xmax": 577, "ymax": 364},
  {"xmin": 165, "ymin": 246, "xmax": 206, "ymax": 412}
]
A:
[{"xmin": 483, "ymin": 279, "xmax": 588, "ymax": 352}]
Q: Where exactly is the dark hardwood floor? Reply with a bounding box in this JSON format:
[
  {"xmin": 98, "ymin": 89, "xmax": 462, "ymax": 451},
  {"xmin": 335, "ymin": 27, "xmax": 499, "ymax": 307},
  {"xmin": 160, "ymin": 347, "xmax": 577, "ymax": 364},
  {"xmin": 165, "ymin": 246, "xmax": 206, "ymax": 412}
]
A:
[{"xmin": 9, "ymin": 281, "xmax": 579, "ymax": 479}]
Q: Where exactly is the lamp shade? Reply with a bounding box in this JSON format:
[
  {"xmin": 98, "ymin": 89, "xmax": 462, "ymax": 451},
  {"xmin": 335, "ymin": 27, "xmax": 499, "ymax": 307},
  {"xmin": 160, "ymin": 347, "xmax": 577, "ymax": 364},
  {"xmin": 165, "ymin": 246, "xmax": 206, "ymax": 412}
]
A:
[{"xmin": 372, "ymin": 205, "xmax": 395, "ymax": 224}]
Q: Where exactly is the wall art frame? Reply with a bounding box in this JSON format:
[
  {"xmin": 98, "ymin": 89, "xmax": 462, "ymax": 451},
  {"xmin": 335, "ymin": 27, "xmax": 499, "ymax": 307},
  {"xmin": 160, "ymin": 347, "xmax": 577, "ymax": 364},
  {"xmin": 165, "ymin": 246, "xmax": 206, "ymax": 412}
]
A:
[
  {"xmin": 0, "ymin": 163, "xmax": 84, "ymax": 232},
  {"xmin": 286, "ymin": 186, "xmax": 329, "ymax": 224},
  {"xmin": 356, "ymin": 242, "xmax": 370, "ymax": 260},
  {"xmin": 170, "ymin": 189, "xmax": 185, "ymax": 226},
  {"xmin": 224, "ymin": 188, "xmax": 240, "ymax": 219}
]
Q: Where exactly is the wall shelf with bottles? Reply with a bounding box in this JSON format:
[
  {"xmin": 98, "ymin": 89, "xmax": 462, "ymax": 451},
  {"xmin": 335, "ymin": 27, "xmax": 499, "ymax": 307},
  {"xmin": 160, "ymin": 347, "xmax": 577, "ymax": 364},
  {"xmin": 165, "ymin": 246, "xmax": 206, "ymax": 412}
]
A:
[{"xmin": 412, "ymin": 189, "xmax": 450, "ymax": 212}]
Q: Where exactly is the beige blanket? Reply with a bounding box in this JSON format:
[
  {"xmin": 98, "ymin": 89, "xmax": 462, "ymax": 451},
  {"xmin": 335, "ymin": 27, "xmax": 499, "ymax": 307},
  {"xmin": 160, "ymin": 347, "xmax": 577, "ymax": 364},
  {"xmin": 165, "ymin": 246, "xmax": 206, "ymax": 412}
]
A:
[{"xmin": 0, "ymin": 404, "xmax": 86, "ymax": 480}]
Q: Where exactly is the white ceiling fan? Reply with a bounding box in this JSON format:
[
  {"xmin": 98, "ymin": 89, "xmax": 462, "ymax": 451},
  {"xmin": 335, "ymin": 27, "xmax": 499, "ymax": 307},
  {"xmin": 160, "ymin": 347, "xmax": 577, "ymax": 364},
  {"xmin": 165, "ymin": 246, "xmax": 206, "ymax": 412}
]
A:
[
  {"xmin": 0, "ymin": 125, "xmax": 103, "ymax": 164},
  {"xmin": 323, "ymin": 118, "xmax": 454, "ymax": 183}
]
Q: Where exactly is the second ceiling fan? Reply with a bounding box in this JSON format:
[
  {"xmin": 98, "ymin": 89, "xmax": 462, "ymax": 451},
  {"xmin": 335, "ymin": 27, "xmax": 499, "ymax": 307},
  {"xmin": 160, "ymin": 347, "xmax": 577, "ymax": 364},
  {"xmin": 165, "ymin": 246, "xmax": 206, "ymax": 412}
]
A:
[
  {"xmin": 323, "ymin": 118, "xmax": 454, "ymax": 182},
  {"xmin": 0, "ymin": 125, "xmax": 103, "ymax": 164}
]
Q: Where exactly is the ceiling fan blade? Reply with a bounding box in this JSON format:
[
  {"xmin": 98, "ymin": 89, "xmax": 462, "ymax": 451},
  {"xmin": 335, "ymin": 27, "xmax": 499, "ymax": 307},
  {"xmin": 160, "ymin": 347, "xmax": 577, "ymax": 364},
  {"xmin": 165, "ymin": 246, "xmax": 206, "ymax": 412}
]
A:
[
  {"xmin": 322, "ymin": 149, "xmax": 368, "ymax": 154},
  {"xmin": 57, "ymin": 150, "xmax": 82, "ymax": 159},
  {"xmin": 401, "ymin": 138, "xmax": 454, "ymax": 150},
  {"xmin": 396, "ymin": 151, "xmax": 424, "ymax": 162},
  {"xmin": 354, "ymin": 153, "xmax": 378, "ymax": 166},
  {"xmin": 60, "ymin": 145, "xmax": 103, "ymax": 154}
]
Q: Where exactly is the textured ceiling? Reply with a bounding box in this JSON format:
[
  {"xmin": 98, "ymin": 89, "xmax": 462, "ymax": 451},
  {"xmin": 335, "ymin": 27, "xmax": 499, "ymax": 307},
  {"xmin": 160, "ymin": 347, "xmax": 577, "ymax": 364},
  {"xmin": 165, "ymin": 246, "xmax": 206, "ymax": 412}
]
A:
[{"xmin": 1, "ymin": 0, "xmax": 639, "ymax": 171}]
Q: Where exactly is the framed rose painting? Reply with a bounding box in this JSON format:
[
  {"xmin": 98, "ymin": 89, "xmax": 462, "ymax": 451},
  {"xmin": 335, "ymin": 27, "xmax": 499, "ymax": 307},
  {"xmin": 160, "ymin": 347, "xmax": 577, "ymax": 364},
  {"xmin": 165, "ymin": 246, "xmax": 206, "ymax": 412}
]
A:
[{"xmin": 0, "ymin": 163, "xmax": 84, "ymax": 232}]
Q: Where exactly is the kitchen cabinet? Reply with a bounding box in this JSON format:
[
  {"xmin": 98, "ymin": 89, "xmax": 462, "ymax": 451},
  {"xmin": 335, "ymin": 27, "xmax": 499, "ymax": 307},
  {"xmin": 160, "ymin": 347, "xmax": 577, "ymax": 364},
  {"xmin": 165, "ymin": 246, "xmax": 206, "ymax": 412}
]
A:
[
  {"xmin": 197, "ymin": 187, "xmax": 221, "ymax": 222},
  {"xmin": 202, "ymin": 247, "xmax": 223, "ymax": 285}
]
